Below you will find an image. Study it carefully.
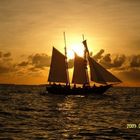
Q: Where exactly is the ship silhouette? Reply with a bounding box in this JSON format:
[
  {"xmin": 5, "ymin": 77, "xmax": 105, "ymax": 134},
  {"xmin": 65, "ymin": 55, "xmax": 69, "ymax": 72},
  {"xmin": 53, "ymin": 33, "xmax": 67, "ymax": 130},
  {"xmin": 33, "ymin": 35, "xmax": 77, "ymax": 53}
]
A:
[{"xmin": 46, "ymin": 33, "xmax": 121, "ymax": 95}]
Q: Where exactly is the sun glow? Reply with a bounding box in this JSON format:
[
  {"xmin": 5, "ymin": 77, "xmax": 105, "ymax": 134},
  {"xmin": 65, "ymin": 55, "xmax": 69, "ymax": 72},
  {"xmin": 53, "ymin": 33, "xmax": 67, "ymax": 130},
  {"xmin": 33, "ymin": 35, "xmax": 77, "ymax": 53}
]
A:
[
  {"xmin": 67, "ymin": 43, "xmax": 85, "ymax": 59},
  {"xmin": 67, "ymin": 49, "xmax": 74, "ymax": 59}
]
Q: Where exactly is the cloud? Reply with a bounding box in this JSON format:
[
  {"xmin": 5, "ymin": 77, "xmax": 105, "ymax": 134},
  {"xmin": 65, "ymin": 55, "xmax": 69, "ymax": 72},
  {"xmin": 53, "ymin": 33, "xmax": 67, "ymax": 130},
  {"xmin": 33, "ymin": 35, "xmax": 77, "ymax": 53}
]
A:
[
  {"xmin": 18, "ymin": 50, "xmax": 138, "ymax": 73},
  {"xmin": 0, "ymin": 50, "xmax": 139, "ymax": 86},
  {"xmin": 28, "ymin": 66, "xmax": 41, "ymax": 72},
  {"xmin": 0, "ymin": 51, "xmax": 15, "ymax": 74},
  {"xmin": 3, "ymin": 52, "xmax": 11, "ymax": 57},
  {"xmin": 99, "ymin": 53, "xmax": 112, "ymax": 69},
  {"xmin": 93, "ymin": 49, "xmax": 104, "ymax": 61},
  {"xmin": 130, "ymin": 55, "xmax": 140, "ymax": 67},
  {"xmin": 112, "ymin": 55, "xmax": 126, "ymax": 68},
  {"xmin": 0, "ymin": 65, "xmax": 10, "ymax": 73},
  {"xmin": 18, "ymin": 61, "xmax": 29, "ymax": 67},
  {"xmin": 0, "ymin": 60, "xmax": 16, "ymax": 74},
  {"xmin": 67, "ymin": 50, "xmax": 127, "ymax": 69},
  {"xmin": 28, "ymin": 53, "xmax": 51, "ymax": 69},
  {"xmin": 17, "ymin": 53, "xmax": 51, "ymax": 71},
  {"xmin": 16, "ymin": 53, "xmax": 51, "ymax": 73},
  {"xmin": 0, "ymin": 51, "xmax": 11, "ymax": 58},
  {"xmin": 92, "ymin": 49, "xmax": 126, "ymax": 69},
  {"xmin": 90, "ymin": 49, "xmax": 140, "ymax": 72}
]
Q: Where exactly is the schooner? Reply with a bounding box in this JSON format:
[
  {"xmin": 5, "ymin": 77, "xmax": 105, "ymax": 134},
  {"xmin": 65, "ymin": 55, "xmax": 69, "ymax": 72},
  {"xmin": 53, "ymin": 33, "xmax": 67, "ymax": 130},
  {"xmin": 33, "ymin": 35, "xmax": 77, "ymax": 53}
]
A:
[{"xmin": 46, "ymin": 33, "xmax": 121, "ymax": 95}]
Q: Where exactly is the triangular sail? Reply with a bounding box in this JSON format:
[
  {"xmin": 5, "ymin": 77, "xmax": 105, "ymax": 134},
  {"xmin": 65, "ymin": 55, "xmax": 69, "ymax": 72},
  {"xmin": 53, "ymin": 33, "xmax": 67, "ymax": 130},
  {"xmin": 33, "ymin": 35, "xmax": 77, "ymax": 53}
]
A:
[
  {"xmin": 48, "ymin": 47, "xmax": 69, "ymax": 84},
  {"xmin": 72, "ymin": 54, "xmax": 89, "ymax": 84},
  {"xmin": 82, "ymin": 40, "xmax": 121, "ymax": 84},
  {"xmin": 88, "ymin": 56, "xmax": 121, "ymax": 83},
  {"xmin": 88, "ymin": 57, "xmax": 107, "ymax": 84}
]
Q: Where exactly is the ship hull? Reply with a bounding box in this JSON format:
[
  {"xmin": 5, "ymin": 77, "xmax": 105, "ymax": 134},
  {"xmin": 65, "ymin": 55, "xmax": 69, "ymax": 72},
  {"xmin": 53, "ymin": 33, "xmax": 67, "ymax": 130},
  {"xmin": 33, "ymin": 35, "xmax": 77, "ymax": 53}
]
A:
[{"xmin": 46, "ymin": 84, "xmax": 112, "ymax": 95}]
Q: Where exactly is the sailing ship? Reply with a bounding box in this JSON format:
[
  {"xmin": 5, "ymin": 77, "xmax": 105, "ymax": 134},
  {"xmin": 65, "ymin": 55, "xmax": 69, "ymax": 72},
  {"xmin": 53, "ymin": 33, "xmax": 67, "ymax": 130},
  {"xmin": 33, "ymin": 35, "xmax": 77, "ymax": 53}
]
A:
[{"xmin": 46, "ymin": 33, "xmax": 121, "ymax": 95}]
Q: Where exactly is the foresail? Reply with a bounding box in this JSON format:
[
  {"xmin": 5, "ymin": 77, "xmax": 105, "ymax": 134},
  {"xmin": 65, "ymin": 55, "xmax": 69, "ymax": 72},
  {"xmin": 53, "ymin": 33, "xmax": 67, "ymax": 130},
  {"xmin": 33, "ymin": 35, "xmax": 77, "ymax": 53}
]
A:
[
  {"xmin": 88, "ymin": 57, "xmax": 122, "ymax": 83},
  {"xmin": 72, "ymin": 54, "xmax": 89, "ymax": 84},
  {"xmin": 48, "ymin": 47, "xmax": 69, "ymax": 84}
]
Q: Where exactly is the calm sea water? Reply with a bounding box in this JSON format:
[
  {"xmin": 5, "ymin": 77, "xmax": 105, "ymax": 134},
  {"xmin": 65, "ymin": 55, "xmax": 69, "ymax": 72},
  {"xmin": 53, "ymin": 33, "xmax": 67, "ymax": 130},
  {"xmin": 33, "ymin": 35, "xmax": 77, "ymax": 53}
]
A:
[{"xmin": 0, "ymin": 85, "xmax": 140, "ymax": 140}]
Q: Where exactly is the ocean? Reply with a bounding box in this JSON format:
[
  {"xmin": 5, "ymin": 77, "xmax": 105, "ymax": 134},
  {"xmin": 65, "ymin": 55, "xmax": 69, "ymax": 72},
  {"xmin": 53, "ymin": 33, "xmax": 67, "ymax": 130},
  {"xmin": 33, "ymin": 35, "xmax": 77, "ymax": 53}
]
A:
[{"xmin": 0, "ymin": 85, "xmax": 140, "ymax": 140}]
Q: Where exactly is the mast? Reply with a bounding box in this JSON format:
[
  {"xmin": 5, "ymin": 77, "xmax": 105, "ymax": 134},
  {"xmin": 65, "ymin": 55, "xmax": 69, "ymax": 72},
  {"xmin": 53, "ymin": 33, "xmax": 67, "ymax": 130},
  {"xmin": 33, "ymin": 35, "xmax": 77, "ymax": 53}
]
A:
[
  {"xmin": 82, "ymin": 34, "xmax": 86, "ymax": 60},
  {"xmin": 63, "ymin": 32, "xmax": 70, "ymax": 85},
  {"xmin": 82, "ymin": 35, "xmax": 89, "ymax": 86},
  {"xmin": 63, "ymin": 32, "xmax": 67, "ymax": 57},
  {"xmin": 82, "ymin": 34, "xmax": 84, "ymax": 41}
]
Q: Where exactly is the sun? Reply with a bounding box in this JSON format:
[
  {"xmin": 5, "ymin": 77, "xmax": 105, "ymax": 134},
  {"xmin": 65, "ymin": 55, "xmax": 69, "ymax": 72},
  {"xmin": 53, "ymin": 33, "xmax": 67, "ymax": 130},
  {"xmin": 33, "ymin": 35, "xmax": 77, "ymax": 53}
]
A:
[
  {"xmin": 67, "ymin": 49, "xmax": 74, "ymax": 59},
  {"xmin": 67, "ymin": 43, "xmax": 85, "ymax": 59}
]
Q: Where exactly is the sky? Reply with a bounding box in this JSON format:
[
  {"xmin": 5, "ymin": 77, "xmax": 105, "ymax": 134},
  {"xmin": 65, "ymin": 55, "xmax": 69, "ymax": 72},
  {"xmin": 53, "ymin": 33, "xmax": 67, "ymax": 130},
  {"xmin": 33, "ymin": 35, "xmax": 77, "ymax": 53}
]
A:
[{"xmin": 0, "ymin": 0, "xmax": 140, "ymax": 86}]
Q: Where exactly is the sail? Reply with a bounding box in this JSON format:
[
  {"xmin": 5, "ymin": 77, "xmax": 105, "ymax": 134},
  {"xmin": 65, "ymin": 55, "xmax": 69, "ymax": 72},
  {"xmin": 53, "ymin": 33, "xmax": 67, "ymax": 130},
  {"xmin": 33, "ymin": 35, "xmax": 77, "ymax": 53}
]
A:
[
  {"xmin": 88, "ymin": 57, "xmax": 122, "ymax": 83},
  {"xmin": 82, "ymin": 40, "xmax": 121, "ymax": 84},
  {"xmin": 48, "ymin": 47, "xmax": 69, "ymax": 84},
  {"xmin": 72, "ymin": 54, "xmax": 89, "ymax": 84},
  {"xmin": 88, "ymin": 57, "xmax": 106, "ymax": 84}
]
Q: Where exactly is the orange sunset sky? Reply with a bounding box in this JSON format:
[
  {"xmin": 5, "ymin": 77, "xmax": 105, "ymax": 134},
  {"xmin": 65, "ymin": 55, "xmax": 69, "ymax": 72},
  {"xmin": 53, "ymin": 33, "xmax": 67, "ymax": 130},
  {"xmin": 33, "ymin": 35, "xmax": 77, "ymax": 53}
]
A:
[{"xmin": 0, "ymin": 0, "xmax": 140, "ymax": 86}]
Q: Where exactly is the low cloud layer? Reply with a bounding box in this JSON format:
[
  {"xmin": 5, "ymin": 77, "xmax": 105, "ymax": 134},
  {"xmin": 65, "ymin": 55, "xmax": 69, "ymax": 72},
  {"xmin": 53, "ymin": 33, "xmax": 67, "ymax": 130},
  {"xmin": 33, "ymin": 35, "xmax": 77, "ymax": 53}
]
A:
[
  {"xmin": 0, "ymin": 51, "xmax": 11, "ymax": 58},
  {"xmin": 0, "ymin": 51, "xmax": 16, "ymax": 74},
  {"xmin": 29, "ymin": 53, "xmax": 51, "ymax": 69},
  {"xmin": 130, "ymin": 55, "xmax": 140, "ymax": 68},
  {"xmin": 3, "ymin": 52, "xmax": 11, "ymax": 57},
  {"xmin": 17, "ymin": 53, "xmax": 51, "ymax": 70},
  {"xmin": 18, "ymin": 53, "xmax": 75, "ymax": 70},
  {"xmin": 0, "ymin": 50, "xmax": 139, "ymax": 73},
  {"xmin": 93, "ymin": 49, "xmax": 104, "ymax": 61},
  {"xmin": 0, "ymin": 50, "xmax": 140, "ymax": 85},
  {"xmin": 99, "ymin": 53, "xmax": 126, "ymax": 69}
]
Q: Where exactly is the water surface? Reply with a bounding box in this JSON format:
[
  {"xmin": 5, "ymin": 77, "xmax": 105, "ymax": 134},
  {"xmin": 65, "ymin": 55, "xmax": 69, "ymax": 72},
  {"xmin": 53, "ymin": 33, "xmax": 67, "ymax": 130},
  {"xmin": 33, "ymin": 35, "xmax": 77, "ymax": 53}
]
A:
[{"xmin": 0, "ymin": 85, "xmax": 140, "ymax": 139}]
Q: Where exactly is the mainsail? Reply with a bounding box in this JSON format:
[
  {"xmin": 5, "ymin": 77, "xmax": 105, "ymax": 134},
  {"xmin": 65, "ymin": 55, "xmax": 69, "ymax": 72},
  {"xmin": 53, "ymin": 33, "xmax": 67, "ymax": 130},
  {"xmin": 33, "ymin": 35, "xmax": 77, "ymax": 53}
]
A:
[
  {"xmin": 48, "ymin": 47, "xmax": 69, "ymax": 84},
  {"xmin": 72, "ymin": 53, "xmax": 89, "ymax": 84},
  {"xmin": 83, "ymin": 40, "xmax": 121, "ymax": 84}
]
